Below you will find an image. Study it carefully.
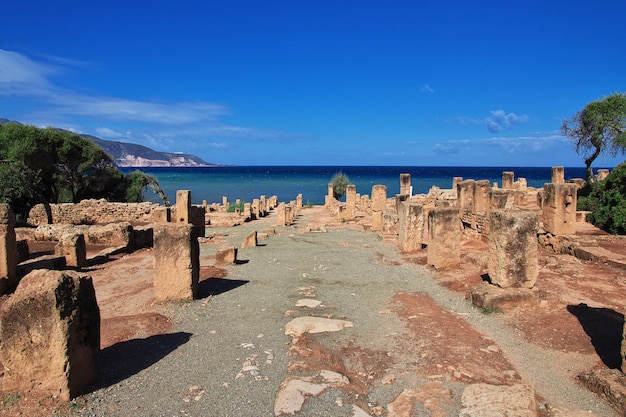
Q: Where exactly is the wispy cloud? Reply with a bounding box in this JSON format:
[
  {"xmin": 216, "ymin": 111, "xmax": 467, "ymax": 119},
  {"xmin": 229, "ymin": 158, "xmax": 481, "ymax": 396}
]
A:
[
  {"xmin": 451, "ymin": 109, "xmax": 529, "ymax": 133},
  {"xmin": 419, "ymin": 84, "xmax": 434, "ymax": 94},
  {"xmin": 431, "ymin": 133, "xmax": 565, "ymax": 155},
  {"xmin": 0, "ymin": 49, "xmax": 301, "ymax": 155}
]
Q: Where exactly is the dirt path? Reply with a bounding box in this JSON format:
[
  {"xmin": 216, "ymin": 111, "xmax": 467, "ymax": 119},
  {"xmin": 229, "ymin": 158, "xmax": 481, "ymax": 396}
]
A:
[{"xmin": 1, "ymin": 206, "xmax": 621, "ymax": 416}]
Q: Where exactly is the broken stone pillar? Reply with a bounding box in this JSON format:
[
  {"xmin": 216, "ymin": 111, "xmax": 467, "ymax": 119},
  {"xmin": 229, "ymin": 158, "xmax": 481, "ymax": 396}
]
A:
[
  {"xmin": 252, "ymin": 199, "xmax": 260, "ymax": 219},
  {"xmin": 474, "ymin": 180, "xmax": 491, "ymax": 234},
  {"xmin": 175, "ymin": 190, "xmax": 192, "ymax": 224},
  {"xmin": 542, "ymin": 183, "xmax": 577, "ymax": 235},
  {"xmin": 0, "ymin": 269, "xmax": 100, "ymax": 401},
  {"xmin": 400, "ymin": 173, "xmax": 411, "ymax": 196},
  {"xmin": 285, "ymin": 204, "xmax": 293, "ymax": 226},
  {"xmin": 490, "ymin": 189, "xmax": 513, "ymax": 211},
  {"xmin": 326, "ymin": 183, "xmax": 334, "ymax": 207},
  {"xmin": 190, "ymin": 205, "xmax": 206, "ymax": 238},
  {"xmin": 452, "ymin": 176, "xmax": 463, "ymax": 191},
  {"xmin": 276, "ymin": 203, "xmax": 286, "ymax": 226},
  {"xmin": 457, "ymin": 180, "xmax": 475, "ymax": 226},
  {"xmin": 502, "ymin": 171, "xmax": 515, "ymax": 189},
  {"xmin": 597, "ymin": 169, "xmax": 610, "ymax": 181},
  {"xmin": 297, "ymin": 194, "xmax": 303, "ymax": 208},
  {"xmin": 345, "ymin": 184, "xmax": 357, "ymax": 220},
  {"xmin": 216, "ymin": 246, "xmax": 237, "ymax": 265},
  {"xmin": 0, "ymin": 204, "xmax": 18, "ymax": 295},
  {"xmin": 371, "ymin": 185, "xmax": 387, "ymax": 231},
  {"xmin": 55, "ymin": 233, "xmax": 87, "ymax": 268},
  {"xmin": 488, "ymin": 211, "xmax": 538, "ymax": 288},
  {"xmin": 153, "ymin": 207, "xmax": 171, "ymax": 223},
  {"xmin": 153, "ymin": 224, "xmax": 199, "ymax": 301},
  {"xmin": 260, "ymin": 195, "xmax": 267, "ymax": 216},
  {"xmin": 552, "ymin": 166, "xmax": 565, "ymax": 184},
  {"xmin": 222, "ymin": 196, "xmax": 228, "ymax": 207},
  {"xmin": 398, "ymin": 202, "xmax": 424, "ymax": 252},
  {"xmin": 242, "ymin": 231, "xmax": 258, "ymax": 248},
  {"xmin": 427, "ymin": 208, "xmax": 461, "ymax": 270}
]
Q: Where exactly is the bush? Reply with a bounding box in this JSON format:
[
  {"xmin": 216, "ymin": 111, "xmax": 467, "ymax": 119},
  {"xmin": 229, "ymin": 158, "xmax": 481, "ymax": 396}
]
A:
[
  {"xmin": 227, "ymin": 200, "xmax": 246, "ymax": 212},
  {"xmin": 330, "ymin": 171, "xmax": 349, "ymax": 200},
  {"xmin": 583, "ymin": 163, "xmax": 626, "ymax": 234}
]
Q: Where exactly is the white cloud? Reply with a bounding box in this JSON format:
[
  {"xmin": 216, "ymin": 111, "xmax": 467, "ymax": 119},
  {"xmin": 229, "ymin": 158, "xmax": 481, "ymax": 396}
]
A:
[
  {"xmin": 419, "ymin": 84, "xmax": 434, "ymax": 93},
  {"xmin": 486, "ymin": 109, "xmax": 529, "ymax": 133},
  {"xmin": 96, "ymin": 127, "xmax": 126, "ymax": 138},
  {"xmin": 432, "ymin": 133, "xmax": 565, "ymax": 155},
  {"xmin": 0, "ymin": 49, "xmax": 58, "ymax": 96}
]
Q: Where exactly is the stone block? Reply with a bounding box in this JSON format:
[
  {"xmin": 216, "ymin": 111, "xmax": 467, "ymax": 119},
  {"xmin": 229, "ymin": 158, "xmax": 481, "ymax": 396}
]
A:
[
  {"xmin": 16, "ymin": 239, "xmax": 29, "ymax": 263},
  {"xmin": 242, "ymin": 231, "xmax": 258, "ymax": 248},
  {"xmin": 216, "ymin": 246, "xmax": 238, "ymax": 265},
  {"xmin": 466, "ymin": 281, "xmax": 538, "ymax": 309},
  {"xmin": 276, "ymin": 203, "xmax": 287, "ymax": 226},
  {"xmin": 489, "ymin": 189, "xmax": 513, "ymax": 210},
  {"xmin": 153, "ymin": 206, "xmax": 171, "ymax": 223},
  {"xmin": 55, "ymin": 233, "xmax": 87, "ymax": 268},
  {"xmin": 398, "ymin": 202, "xmax": 424, "ymax": 252},
  {"xmin": 371, "ymin": 211, "xmax": 383, "ymax": 232},
  {"xmin": 502, "ymin": 171, "xmax": 515, "ymax": 189},
  {"xmin": 371, "ymin": 185, "xmax": 387, "ymax": 212},
  {"xmin": 427, "ymin": 208, "xmax": 460, "ymax": 270},
  {"xmin": 597, "ymin": 168, "xmax": 610, "ymax": 181},
  {"xmin": 0, "ymin": 269, "xmax": 100, "ymax": 401},
  {"xmin": 190, "ymin": 205, "xmax": 206, "ymax": 237},
  {"xmin": 488, "ymin": 211, "xmax": 538, "ymax": 288},
  {"xmin": 457, "ymin": 180, "xmax": 475, "ymax": 225},
  {"xmin": 400, "ymin": 173, "xmax": 411, "ymax": 196},
  {"xmin": 153, "ymin": 224, "xmax": 199, "ymax": 301},
  {"xmin": 345, "ymin": 184, "xmax": 357, "ymax": 220},
  {"xmin": 0, "ymin": 204, "xmax": 18, "ymax": 295},
  {"xmin": 542, "ymin": 183, "xmax": 577, "ymax": 235},
  {"xmin": 86, "ymin": 222, "xmax": 133, "ymax": 250}
]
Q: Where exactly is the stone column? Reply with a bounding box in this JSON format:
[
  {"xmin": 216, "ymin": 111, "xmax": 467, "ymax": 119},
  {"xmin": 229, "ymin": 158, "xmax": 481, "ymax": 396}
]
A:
[
  {"xmin": 552, "ymin": 166, "xmax": 565, "ymax": 184},
  {"xmin": 488, "ymin": 211, "xmax": 538, "ymax": 288},
  {"xmin": 0, "ymin": 269, "xmax": 100, "ymax": 400},
  {"xmin": 398, "ymin": 202, "xmax": 424, "ymax": 252},
  {"xmin": 222, "ymin": 196, "xmax": 228, "ymax": 208},
  {"xmin": 153, "ymin": 224, "xmax": 199, "ymax": 301},
  {"xmin": 457, "ymin": 180, "xmax": 475, "ymax": 226},
  {"xmin": 452, "ymin": 177, "xmax": 463, "ymax": 191},
  {"xmin": 260, "ymin": 195, "xmax": 267, "ymax": 216},
  {"xmin": 542, "ymin": 183, "xmax": 577, "ymax": 235},
  {"xmin": 427, "ymin": 208, "xmax": 461, "ymax": 270},
  {"xmin": 502, "ymin": 172, "xmax": 515, "ymax": 189},
  {"xmin": 276, "ymin": 203, "xmax": 286, "ymax": 226},
  {"xmin": 345, "ymin": 184, "xmax": 357, "ymax": 220},
  {"xmin": 400, "ymin": 173, "xmax": 411, "ymax": 196},
  {"xmin": 326, "ymin": 183, "xmax": 334, "ymax": 208},
  {"xmin": 297, "ymin": 194, "xmax": 303, "ymax": 208},
  {"xmin": 176, "ymin": 190, "xmax": 192, "ymax": 224},
  {"xmin": 371, "ymin": 185, "xmax": 387, "ymax": 231},
  {"xmin": 597, "ymin": 169, "xmax": 610, "ymax": 181},
  {"xmin": 0, "ymin": 204, "xmax": 18, "ymax": 295}
]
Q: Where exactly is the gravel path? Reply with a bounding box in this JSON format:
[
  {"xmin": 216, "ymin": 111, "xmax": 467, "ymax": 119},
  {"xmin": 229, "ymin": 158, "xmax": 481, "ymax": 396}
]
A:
[{"xmin": 75, "ymin": 207, "xmax": 618, "ymax": 417}]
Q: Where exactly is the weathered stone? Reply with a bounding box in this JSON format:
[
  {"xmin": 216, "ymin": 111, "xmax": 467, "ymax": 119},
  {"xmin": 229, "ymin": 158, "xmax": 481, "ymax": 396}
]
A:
[
  {"xmin": 153, "ymin": 206, "xmax": 171, "ymax": 223},
  {"xmin": 597, "ymin": 168, "xmax": 610, "ymax": 181},
  {"xmin": 490, "ymin": 189, "xmax": 513, "ymax": 210},
  {"xmin": 276, "ymin": 203, "xmax": 287, "ymax": 226},
  {"xmin": 215, "ymin": 246, "xmax": 238, "ymax": 265},
  {"xmin": 16, "ymin": 239, "xmax": 29, "ymax": 263},
  {"xmin": 457, "ymin": 180, "xmax": 475, "ymax": 226},
  {"xmin": 87, "ymin": 222, "xmax": 133, "ymax": 249},
  {"xmin": 153, "ymin": 224, "xmax": 199, "ymax": 301},
  {"xmin": 175, "ymin": 190, "xmax": 192, "ymax": 224},
  {"xmin": 488, "ymin": 211, "xmax": 538, "ymax": 288},
  {"xmin": 28, "ymin": 199, "xmax": 158, "ymax": 226},
  {"xmin": 400, "ymin": 173, "xmax": 411, "ymax": 196},
  {"xmin": 0, "ymin": 204, "xmax": 18, "ymax": 295},
  {"xmin": 552, "ymin": 166, "xmax": 565, "ymax": 184},
  {"xmin": 398, "ymin": 202, "xmax": 424, "ymax": 252},
  {"xmin": 466, "ymin": 281, "xmax": 538, "ymax": 309},
  {"xmin": 242, "ymin": 231, "xmax": 258, "ymax": 248},
  {"xmin": 427, "ymin": 208, "xmax": 460, "ymax": 270},
  {"xmin": 502, "ymin": 171, "xmax": 515, "ymax": 189},
  {"xmin": 460, "ymin": 383, "xmax": 536, "ymax": 417},
  {"xmin": 284, "ymin": 317, "xmax": 353, "ymax": 337},
  {"xmin": 274, "ymin": 378, "xmax": 328, "ymax": 416},
  {"xmin": 190, "ymin": 205, "xmax": 206, "ymax": 237},
  {"xmin": 0, "ymin": 269, "xmax": 100, "ymax": 401},
  {"xmin": 55, "ymin": 233, "xmax": 87, "ymax": 268},
  {"xmin": 345, "ymin": 184, "xmax": 357, "ymax": 220},
  {"xmin": 578, "ymin": 368, "xmax": 626, "ymax": 416},
  {"xmin": 542, "ymin": 183, "xmax": 577, "ymax": 235},
  {"xmin": 17, "ymin": 255, "xmax": 67, "ymax": 277},
  {"xmin": 371, "ymin": 185, "xmax": 387, "ymax": 212}
]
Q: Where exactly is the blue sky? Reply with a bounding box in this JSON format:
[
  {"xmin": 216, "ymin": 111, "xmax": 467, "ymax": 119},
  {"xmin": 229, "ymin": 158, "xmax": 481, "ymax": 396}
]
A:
[{"xmin": 1, "ymin": 1, "xmax": 624, "ymax": 167}]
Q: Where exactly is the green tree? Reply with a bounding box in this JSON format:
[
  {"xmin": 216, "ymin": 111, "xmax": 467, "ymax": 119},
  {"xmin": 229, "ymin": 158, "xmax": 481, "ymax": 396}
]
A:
[
  {"xmin": 330, "ymin": 171, "xmax": 349, "ymax": 200},
  {"xmin": 561, "ymin": 92, "xmax": 626, "ymax": 183},
  {"xmin": 579, "ymin": 163, "xmax": 626, "ymax": 234}
]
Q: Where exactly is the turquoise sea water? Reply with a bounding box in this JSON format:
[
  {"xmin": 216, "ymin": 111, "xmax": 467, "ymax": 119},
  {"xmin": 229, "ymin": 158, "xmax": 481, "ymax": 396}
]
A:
[{"xmin": 120, "ymin": 166, "xmax": 590, "ymax": 206}]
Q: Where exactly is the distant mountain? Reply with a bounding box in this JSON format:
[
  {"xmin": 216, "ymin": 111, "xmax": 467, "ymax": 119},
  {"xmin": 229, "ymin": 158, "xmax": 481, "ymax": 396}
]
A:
[{"xmin": 0, "ymin": 118, "xmax": 217, "ymax": 167}]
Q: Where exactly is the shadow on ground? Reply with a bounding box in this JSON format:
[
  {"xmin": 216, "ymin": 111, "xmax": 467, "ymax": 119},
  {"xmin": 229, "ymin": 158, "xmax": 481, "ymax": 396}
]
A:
[
  {"xmin": 93, "ymin": 332, "xmax": 192, "ymax": 390},
  {"xmin": 197, "ymin": 278, "xmax": 249, "ymax": 298},
  {"xmin": 568, "ymin": 303, "xmax": 624, "ymax": 369}
]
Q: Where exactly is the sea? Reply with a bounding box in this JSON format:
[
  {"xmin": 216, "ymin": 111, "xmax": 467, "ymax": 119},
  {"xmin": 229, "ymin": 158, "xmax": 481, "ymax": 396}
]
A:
[{"xmin": 119, "ymin": 166, "xmax": 590, "ymax": 206}]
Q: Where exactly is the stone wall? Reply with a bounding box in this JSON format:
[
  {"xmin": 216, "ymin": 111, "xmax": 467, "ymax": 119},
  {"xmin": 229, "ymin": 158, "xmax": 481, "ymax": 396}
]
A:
[{"xmin": 28, "ymin": 199, "xmax": 159, "ymax": 226}]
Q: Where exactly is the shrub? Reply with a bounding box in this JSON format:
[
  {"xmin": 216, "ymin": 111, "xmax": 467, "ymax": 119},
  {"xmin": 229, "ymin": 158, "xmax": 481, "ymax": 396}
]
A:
[
  {"xmin": 227, "ymin": 200, "xmax": 246, "ymax": 213},
  {"xmin": 330, "ymin": 171, "xmax": 349, "ymax": 200},
  {"xmin": 583, "ymin": 163, "xmax": 626, "ymax": 234}
]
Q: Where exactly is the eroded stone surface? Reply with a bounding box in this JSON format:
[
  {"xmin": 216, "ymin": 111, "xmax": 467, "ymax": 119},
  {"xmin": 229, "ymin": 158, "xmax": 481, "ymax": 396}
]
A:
[
  {"xmin": 460, "ymin": 383, "xmax": 536, "ymax": 417},
  {"xmin": 274, "ymin": 378, "xmax": 327, "ymax": 416},
  {"xmin": 284, "ymin": 316, "xmax": 353, "ymax": 337}
]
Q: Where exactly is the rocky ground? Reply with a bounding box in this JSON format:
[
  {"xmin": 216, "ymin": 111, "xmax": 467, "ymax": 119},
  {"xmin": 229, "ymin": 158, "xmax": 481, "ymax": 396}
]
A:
[{"xmin": 1, "ymin": 206, "xmax": 625, "ymax": 416}]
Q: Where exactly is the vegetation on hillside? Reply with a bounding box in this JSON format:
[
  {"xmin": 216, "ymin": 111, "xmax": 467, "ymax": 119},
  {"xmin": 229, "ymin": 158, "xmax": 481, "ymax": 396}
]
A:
[
  {"xmin": 330, "ymin": 171, "xmax": 349, "ymax": 200},
  {"xmin": 562, "ymin": 92, "xmax": 626, "ymax": 183},
  {"xmin": 0, "ymin": 123, "xmax": 167, "ymax": 221}
]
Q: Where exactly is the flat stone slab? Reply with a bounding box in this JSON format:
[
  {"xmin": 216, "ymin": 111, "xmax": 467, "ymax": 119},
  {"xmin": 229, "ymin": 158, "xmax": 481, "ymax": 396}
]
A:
[
  {"xmin": 460, "ymin": 383, "xmax": 536, "ymax": 417},
  {"xmin": 578, "ymin": 368, "xmax": 626, "ymax": 416},
  {"xmin": 295, "ymin": 299, "xmax": 322, "ymax": 308},
  {"xmin": 284, "ymin": 317, "xmax": 353, "ymax": 337},
  {"xmin": 466, "ymin": 281, "xmax": 538, "ymax": 309}
]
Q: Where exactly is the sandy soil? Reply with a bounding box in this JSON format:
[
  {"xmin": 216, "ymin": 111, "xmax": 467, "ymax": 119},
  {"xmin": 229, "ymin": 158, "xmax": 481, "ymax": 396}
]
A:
[{"xmin": 0, "ymin": 206, "xmax": 624, "ymax": 416}]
